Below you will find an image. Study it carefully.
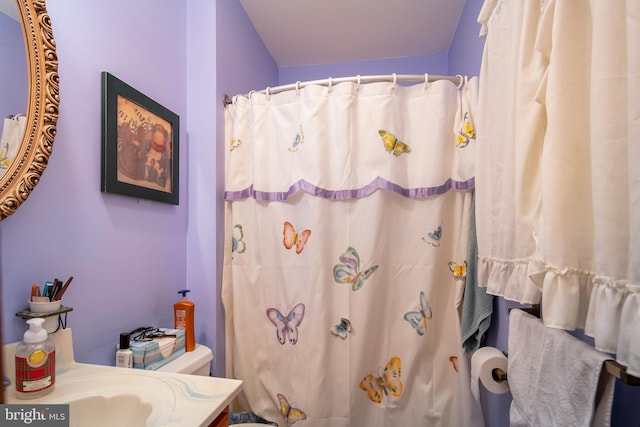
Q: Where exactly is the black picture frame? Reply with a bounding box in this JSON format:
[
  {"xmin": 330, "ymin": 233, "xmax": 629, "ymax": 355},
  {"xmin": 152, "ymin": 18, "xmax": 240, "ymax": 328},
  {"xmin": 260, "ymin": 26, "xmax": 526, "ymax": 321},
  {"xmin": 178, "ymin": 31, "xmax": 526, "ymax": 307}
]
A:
[{"xmin": 101, "ymin": 72, "xmax": 179, "ymax": 205}]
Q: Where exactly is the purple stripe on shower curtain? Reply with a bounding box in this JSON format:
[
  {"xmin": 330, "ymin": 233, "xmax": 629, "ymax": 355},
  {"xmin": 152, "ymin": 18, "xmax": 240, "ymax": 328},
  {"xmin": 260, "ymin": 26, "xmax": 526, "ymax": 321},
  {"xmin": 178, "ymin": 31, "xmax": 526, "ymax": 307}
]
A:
[{"xmin": 223, "ymin": 176, "xmax": 475, "ymax": 202}]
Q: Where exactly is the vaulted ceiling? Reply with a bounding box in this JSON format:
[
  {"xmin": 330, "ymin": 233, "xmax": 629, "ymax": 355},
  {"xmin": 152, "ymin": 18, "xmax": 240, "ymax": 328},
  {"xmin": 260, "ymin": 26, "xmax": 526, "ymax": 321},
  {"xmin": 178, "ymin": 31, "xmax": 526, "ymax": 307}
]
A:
[{"xmin": 238, "ymin": 0, "xmax": 467, "ymax": 67}]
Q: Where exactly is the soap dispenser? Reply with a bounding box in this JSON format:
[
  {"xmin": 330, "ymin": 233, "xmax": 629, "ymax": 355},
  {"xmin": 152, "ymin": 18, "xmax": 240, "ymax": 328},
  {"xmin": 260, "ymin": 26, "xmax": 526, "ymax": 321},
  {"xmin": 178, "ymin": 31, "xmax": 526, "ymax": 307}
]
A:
[
  {"xmin": 174, "ymin": 289, "xmax": 195, "ymax": 352},
  {"xmin": 15, "ymin": 317, "xmax": 55, "ymax": 399}
]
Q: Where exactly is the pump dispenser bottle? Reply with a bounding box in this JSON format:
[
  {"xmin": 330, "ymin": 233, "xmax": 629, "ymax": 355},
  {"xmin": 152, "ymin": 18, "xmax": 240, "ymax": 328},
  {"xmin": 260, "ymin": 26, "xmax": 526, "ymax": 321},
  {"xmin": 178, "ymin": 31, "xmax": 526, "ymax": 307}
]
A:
[
  {"xmin": 174, "ymin": 289, "xmax": 195, "ymax": 352},
  {"xmin": 15, "ymin": 318, "xmax": 56, "ymax": 399}
]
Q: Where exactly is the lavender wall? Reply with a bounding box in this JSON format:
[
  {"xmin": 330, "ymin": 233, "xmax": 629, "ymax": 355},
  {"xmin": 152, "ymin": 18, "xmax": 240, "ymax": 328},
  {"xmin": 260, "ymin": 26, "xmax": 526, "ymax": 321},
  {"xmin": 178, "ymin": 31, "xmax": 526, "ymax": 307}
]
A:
[
  {"xmin": 185, "ymin": 0, "xmax": 220, "ymax": 377},
  {"xmin": 279, "ymin": 53, "xmax": 449, "ymax": 85},
  {"xmin": 216, "ymin": 2, "xmax": 279, "ymax": 99},
  {"xmin": 0, "ymin": 0, "xmax": 188, "ymax": 366},
  {"xmin": 0, "ymin": 12, "xmax": 27, "ymax": 128},
  {"xmin": 448, "ymin": 0, "xmax": 484, "ymax": 77}
]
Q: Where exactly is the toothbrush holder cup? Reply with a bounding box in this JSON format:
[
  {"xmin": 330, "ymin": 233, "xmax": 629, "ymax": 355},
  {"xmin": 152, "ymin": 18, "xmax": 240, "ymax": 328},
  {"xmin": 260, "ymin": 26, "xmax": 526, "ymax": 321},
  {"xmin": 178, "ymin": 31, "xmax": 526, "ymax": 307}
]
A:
[{"xmin": 28, "ymin": 299, "xmax": 62, "ymax": 333}]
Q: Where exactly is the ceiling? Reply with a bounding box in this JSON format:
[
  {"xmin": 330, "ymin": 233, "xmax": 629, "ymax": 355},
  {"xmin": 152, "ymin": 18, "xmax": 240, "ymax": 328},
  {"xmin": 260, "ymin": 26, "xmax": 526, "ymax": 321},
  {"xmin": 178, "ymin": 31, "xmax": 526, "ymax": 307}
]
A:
[{"xmin": 238, "ymin": 0, "xmax": 467, "ymax": 67}]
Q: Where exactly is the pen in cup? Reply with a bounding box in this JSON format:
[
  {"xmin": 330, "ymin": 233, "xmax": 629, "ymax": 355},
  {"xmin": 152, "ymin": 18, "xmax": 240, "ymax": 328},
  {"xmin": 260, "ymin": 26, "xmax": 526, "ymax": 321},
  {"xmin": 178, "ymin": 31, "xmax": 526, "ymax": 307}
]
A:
[
  {"xmin": 30, "ymin": 284, "xmax": 40, "ymax": 302},
  {"xmin": 50, "ymin": 279, "xmax": 62, "ymax": 301},
  {"xmin": 54, "ymin": 276, "xmax": 73, "ymax": 301},
  {"xmin": 42, "ymin": 281, "xmax": 54, "ymax": 299},
  {"xmin": 30, "ymin": 283, "xmax": 48, "ymax": 302}
]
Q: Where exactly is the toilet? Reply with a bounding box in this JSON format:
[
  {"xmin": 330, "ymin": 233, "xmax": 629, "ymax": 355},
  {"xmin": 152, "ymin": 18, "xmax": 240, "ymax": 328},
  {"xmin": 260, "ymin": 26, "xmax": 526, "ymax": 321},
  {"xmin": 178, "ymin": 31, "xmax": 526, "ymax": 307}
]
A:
[{"xmin": 156, "ymin": 343, "xmax": 213, "ymax": 376}]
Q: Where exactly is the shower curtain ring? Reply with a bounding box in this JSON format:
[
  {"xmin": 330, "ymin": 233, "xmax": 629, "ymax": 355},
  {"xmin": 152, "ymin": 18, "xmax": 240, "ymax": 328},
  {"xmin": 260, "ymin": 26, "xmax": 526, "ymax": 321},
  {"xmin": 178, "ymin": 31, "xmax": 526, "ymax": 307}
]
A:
[
  {"xmin": 328, "ymin": 77, "xmax": 333, "ymax": 91},
  {"xmin": 456, "ymin": 75, "xmax": 464, "ymax": 89},
  {"xmin": 356, "ymin": 75, "xmax": 361, "ymax": 90},
  {"xmin": 296, "ymin": 81, "xmax": 301, "ymax": 95},
  {"xmin": 392, "ymin": 73, "xmax": 397, "ymax": 89},
  {"xmin": 424, "ymin": 73, "xmax": 429, "ymax": 88},
  {"xmin": 265, "ymin": 87, "xmax": 271, "ymax": 100}
]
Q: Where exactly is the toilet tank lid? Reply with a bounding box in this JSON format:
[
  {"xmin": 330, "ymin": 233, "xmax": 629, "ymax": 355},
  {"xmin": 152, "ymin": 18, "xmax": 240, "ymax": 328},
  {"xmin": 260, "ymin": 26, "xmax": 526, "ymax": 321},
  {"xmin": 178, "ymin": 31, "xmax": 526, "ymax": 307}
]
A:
[{"xmin": 156, "ymin": 343, "xmax": 213, "ymax": 374}]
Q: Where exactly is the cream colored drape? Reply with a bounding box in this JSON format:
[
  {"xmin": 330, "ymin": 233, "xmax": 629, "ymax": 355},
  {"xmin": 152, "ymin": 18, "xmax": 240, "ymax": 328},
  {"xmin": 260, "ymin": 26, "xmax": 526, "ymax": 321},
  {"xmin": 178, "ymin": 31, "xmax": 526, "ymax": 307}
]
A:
[{"xmin": 476, "ymin": 0, "xmax": 640, "ymax": 375}]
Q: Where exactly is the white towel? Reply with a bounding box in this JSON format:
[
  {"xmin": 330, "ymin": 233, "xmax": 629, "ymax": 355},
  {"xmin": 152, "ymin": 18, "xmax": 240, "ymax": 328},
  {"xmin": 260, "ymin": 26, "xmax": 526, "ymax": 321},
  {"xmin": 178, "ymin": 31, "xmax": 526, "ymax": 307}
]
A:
[{"xmin": 508, "ymin": 309, "xmax": 615, "ymax": 427}]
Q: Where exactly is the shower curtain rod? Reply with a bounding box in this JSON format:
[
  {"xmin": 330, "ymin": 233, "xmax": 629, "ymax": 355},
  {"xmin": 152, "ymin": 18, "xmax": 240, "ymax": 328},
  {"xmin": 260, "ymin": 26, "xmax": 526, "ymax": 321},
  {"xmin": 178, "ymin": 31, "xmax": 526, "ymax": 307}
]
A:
[{"xmin": 222, "ymin": 73, "xmax": 466, "ymax": 106}]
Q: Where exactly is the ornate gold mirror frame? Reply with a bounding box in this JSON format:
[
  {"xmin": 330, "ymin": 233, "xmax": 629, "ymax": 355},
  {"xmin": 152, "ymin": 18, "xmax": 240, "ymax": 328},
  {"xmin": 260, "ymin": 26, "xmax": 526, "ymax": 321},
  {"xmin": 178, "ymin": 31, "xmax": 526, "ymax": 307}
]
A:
[{"xmin": 0, "ymin": 0, "xmax": 59, "ymax": 220}]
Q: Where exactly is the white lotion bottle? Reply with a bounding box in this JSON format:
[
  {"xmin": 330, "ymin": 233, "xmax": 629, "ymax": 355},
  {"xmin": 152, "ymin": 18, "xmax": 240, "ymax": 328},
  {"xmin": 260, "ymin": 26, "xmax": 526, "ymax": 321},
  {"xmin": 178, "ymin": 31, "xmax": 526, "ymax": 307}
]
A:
[
  {"xmin": 115, "ymin": 332, "xmax": 133, "ymax": 368},
  {"xmin": 15, "ymin": 318, "xmax": 56, "ymax": 399}
]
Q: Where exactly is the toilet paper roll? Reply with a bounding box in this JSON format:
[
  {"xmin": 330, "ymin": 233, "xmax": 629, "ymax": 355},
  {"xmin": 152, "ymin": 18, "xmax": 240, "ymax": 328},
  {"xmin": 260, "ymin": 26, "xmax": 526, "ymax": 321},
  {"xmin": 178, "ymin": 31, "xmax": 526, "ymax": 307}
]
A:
[{"xmin": 470, "ymin": 346, "xmax": 510, "ymax": 399}]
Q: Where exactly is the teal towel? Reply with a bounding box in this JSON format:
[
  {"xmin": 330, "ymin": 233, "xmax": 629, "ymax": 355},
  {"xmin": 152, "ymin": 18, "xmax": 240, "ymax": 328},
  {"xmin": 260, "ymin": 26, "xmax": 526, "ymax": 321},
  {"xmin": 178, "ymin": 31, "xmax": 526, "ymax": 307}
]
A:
[{"xmin": 461, "ymin": 191, "xmax": 494, "ymax": 354}]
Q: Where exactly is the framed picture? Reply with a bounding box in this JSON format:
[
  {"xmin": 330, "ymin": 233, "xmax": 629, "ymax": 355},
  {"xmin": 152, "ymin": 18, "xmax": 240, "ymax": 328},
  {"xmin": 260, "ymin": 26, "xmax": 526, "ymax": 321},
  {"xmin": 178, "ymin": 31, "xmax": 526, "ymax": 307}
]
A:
[{"xmin": 101, "ymin": 72, "xmax": 179, "ymax": 205}]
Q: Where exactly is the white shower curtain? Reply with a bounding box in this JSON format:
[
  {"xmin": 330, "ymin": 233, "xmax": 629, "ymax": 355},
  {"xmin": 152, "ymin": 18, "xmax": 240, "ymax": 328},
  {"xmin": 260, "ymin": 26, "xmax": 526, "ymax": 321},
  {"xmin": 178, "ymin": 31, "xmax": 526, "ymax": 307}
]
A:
[{"xmin": 222, "ymin": 78, "xmax": 481, "ymax": 426}]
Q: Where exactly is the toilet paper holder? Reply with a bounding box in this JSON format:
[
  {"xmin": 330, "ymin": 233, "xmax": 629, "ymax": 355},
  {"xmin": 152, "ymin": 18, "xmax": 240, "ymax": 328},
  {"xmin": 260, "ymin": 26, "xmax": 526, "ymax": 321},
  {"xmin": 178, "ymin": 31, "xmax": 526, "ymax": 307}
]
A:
[{"xmin": 492, "ymin": 367, "xmax": 508, "ymax": 383}]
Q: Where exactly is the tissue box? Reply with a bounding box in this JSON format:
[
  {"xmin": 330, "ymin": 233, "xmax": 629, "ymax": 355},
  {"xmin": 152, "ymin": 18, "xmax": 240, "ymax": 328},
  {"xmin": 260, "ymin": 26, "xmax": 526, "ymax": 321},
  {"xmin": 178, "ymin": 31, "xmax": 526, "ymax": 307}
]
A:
[{"xmin": 130, "ymin": 328, "xmax": 186, "ymax": 370}]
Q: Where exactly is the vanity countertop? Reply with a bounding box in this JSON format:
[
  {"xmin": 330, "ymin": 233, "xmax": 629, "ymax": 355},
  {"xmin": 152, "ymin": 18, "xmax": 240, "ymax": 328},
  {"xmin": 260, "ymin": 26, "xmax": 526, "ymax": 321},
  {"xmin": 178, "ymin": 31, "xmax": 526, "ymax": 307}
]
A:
[{"xmin": 3, "ymin": 329, "xmax": 242, "ymax": 427}]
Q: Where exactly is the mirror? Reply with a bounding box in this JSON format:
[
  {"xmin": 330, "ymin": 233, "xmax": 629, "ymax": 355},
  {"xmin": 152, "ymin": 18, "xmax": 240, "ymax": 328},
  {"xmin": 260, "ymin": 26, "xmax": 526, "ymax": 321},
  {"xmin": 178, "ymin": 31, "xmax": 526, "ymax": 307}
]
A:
[
  {"xmin": 0, "ymin": 2, "xmax": 27, "ymax": 181},
  {"xmin": 0, "ymin": 0, "xmax": 59, "ymax": 221}
]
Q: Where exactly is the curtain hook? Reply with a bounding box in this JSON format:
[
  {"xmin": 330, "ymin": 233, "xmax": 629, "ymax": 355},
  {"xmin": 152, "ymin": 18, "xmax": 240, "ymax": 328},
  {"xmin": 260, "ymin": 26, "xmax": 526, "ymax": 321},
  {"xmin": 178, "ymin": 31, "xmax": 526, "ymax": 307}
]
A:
[
  {"xmin": 265, "ymin": 87, "xmax": 271, "ymax": 100},
  {"xmin": 295, "ymin": 81, "xmax": 301, "ymax": 95},
  {"xmin": 424, "ymin": 73, "xmax": 429, "ymax": 89},
  {"xmin": 328, "ymin": 77, "xmax": 333, "ymax": 91},
  {"xmin": 392, "ymin": 73, "xmax": 397, "ymax": 89},
  {"xmin": 456, "ymin": 75, "xmax": 464, "ymax": 89},
  {"xmin": 248, "ymin": 90, "xmax": 256, "ymax": 101},
  {"xmin": 356, "ymin": 74, "xmax": 361, "ymax": 91}
]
